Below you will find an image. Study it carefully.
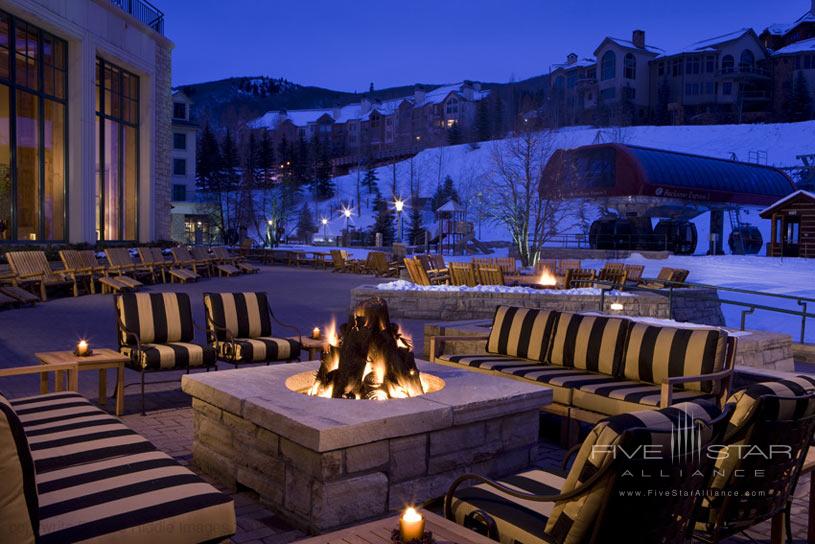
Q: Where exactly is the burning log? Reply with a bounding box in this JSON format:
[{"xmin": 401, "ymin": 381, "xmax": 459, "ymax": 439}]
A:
[{"xmin": 309, "ymin": 297, "xmax": 424, "ymax": 399}]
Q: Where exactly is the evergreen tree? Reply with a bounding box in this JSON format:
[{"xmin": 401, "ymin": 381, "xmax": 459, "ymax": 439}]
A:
[
  {"xmin": 371, "ymin": 193, "xmax": 396, "ymax": 246},
  {"xmin": 447, "ymin": 122, "xmax": 462, "ymax": 145},
  {"xmin": 219, "ymin": 129, "xmax": 242, "ymax": 243},
  {"xmin": 312, "ymin": 140, "xmax": 335, "ymax": 201},
  {"xmin": 258, "ymin": 130, "xmax": 275, "ymax": 188},
  {"xmin": 361, "ymin": 166, "xmax": 381, "ymax": 200},
  {"xmin": 407, "ymin": 197, "xmax": 425, "ymax": 245},
  {"xmin": 296, "ymin": 203, "xmax": 317, "ymax": 242},
  {"xmin": 431, "ymin": 176, "xmax": 461, "ymax": 211},
  {"xmin": 791, "ymin": 71, "xmax": 813, "ymax": 121},
  {"xmin": 476, "ymin": 99, "xmax": 492, "ymax": 141},
  {"xmin": 195, "ymin": 124, "xmax": 222, "ymax": 193}
]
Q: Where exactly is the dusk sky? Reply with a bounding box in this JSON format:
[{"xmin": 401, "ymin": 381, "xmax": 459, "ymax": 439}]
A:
[{"xmin": 165, "ymin": 0, "xmax": 810, "ymax": 91}]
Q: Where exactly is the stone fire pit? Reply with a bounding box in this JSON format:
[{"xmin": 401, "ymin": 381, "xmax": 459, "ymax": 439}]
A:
[{"xmin": 182, "ymin": 361, "xmax": 551, "ymax": 533}]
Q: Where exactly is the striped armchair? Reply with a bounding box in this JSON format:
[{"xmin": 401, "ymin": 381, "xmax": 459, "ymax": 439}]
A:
[
  {"xmin": 203, "ymin": 292, "xmax": 301, "ymax": 367},
  {"xmin": 446, "ymin": 401, "xmax": 731, "ymax": 544},
  {"xmin": 114, "ymin": 292, "xmax": 217, "ymax": 414}
]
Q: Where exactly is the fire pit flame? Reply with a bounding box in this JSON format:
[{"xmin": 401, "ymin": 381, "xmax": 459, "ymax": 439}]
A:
[
  {"xmin": 307, "ymin": 297, "xmax": 425, "ymax": 400},
  {"xmin": 538, "ymin": 268, "xmax": 558, "ymax": 287}
]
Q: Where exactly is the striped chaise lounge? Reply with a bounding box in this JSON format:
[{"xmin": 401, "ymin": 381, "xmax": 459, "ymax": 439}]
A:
[
  {"xmin": 204, "ymin": 292, "xmax": 301, "ymax": 367},
  {"xmin": 445, "ymin": 400, "xmax": 730, "ymax": 544},
  {"xmin": 430, "ymin": 305, "xmax": 736, "ymax": 430},
  {"xmin": 0, "ymin": 391, "xmax": 235, "ymax": 543},
  {"xmin": 115, "ymin": 292, "xmax": 217, "ymax": 414},
  {"xmin": 693, "ymin": 374, "xmax": 815, "ymax": 542}
]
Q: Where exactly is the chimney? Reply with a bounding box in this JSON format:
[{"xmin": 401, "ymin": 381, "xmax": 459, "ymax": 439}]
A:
[
  {"xmin": 632, "ymin": 29, "xmax": 645, "ymax": 49},
  {"xmin": 414, "ymin": 85, "xmax": 426, "ymax": 106},
  {"xmin": 566, "ymin": 52, "xmax": 578, "ymax": 65}
]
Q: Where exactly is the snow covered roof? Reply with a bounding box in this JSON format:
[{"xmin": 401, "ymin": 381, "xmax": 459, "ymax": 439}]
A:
[
  {"xmin": 759, "ymin": 189, "xmax": 815, "ymax": 216},
  {"xmin": 602, "ymin": 37, "xmax": 664, "ymax": 55},
  {"xmin": 773, "ymin": 36, "xmax": 815, "ymax": 55},
  {"xmin": 659, "ymin": 29, "xmax": 754, "ymax": 57},
  {"xmin": 248, "ymin": 82, "xmax": 489, "ymax": 130},
  {"xmin": 551, "ymin": 57, "xmax": 596, "ymax": 72},
  {"xmin": 436, "ymin": 199, "xmax": 465, "ymax": 212},
  {"xmin": 764, "ymin": 11, "xmax": 815, "ymax": 36}
]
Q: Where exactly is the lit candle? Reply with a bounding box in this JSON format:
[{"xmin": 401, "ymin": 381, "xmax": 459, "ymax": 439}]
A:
[
  {"xmin": 76, "ymin": 340, "xmax": 89, "ymax": 356},
  {"xmin": 399, "ymin": 507, "xmax": 425, "ymax": 542},
  {"xmin": 312, "ymin": 327, "xmax": 321, "ymax": 340}
]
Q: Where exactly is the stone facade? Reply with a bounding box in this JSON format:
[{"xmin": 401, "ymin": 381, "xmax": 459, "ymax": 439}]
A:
[
  {"xmin": 153, "ymin": 43, "xmax": 173, "ymax": 241},
  {"xmin": 182, "ymin": 362, "xmax": 550, "ymax": 534},
  {"xmin": 352, "ymin": 285, "xmax": 725, "ymax": 326}
]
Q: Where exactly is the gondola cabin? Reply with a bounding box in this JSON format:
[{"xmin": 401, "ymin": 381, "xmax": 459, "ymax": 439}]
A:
[{"xmin": 759, "ymin": 190, "xmax": 815, "ymax": 258}]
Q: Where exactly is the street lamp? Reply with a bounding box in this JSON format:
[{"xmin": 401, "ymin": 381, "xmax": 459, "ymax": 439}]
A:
[
  {"xmin": 342, "ymin": 207, "xmax": 352, "ymax": 246},
  {"xmin": 321, "ymin": 217, "xmax": 328, "ymax": 242},
  {"xmin": 267, "ymin": 219, "xmax": 274, "ymax": 247},
  {"xmin": 394, "ymin": 198, "xmax": 404, "ymax": 243}
]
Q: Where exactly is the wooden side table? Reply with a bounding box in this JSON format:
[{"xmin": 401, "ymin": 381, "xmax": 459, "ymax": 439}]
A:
[
  {"xmin": 36, "ymin": 348, "xmax": 129, "ymax": 416},
  {"xmin": 296, "ymin": 511, "xmax": 495, "ymax": 544},
  {"xmin": 292, "ymin": 336, "xmax": 326, "ymax": 361}
]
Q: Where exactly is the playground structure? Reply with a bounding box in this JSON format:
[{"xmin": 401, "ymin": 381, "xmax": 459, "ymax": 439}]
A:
[{"xmin": 433, "ymin": 200, "xmax": 492, "ymax": 255}]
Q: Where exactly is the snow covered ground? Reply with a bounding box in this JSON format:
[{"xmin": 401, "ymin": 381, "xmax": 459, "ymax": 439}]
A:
[{"xmin": 320, "ymin": 120, "xmax": 815, "ymax": 248}]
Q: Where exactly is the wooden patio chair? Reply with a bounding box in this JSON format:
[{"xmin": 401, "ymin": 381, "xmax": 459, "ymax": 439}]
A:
[
  {"xmin": 154, "ymin": 247, "xmax": 197, "ymax": 283},
  {"xmin": 137, "ymin": 247, "xmax": 166, "ymax": 283},
  {"xmin": 597, "ymin": 268, "xmax": 628, "ymax": 290},
  {"xmin": 6, "ymin": 251, "xmax": 73, "ymax": 301},
  {"xmin": 0, "ymin": 271, "xmax": 39, "ymax": 305},
  {"xmin": 671, "ymin": 268, "xmax": 690, "ymax": 284},
  {"xmin": 623, "ymin": 264, "xmax": 645, "ymax": 285},
  {"xmin": 693, "ymin": 376, "xmax": 815, "ymax": 543},
  {"xmin": 449, "ymin": 262, "xmax": 477, "ymax": 287},
  {"xmin": 403, "ymin": 258, "xmax": 434, "ymax": 286},
  {"xmin": 104, "ymin": 248, "xmax": 149, "ymax": 288},
  {"xmin": 189, "ymin": 247, "xmax": 218, "ymax": 277},
  {"xmin": 171, "ymin": 246, "xmax": 207, "ymax": 279},
  {"xmin": 493, "ymin": 257, "xmax": 517, "ymax": 275},
  {"xmin": 557, "ymin": 258, "xmax": 582, "ymax": 276},
  {"xmin": 193, "ymin": 246, "xmax": 237, "ymax": 277},
  {"xmin": 640, "ymin": 266, "xmax": 675, "ymax": 289},
  {"xmin": 476, "ymin": 265, "xmax": 504, "ymax": 286},
  {"xmin": 602, "ymin": 262, "xmax": 625, "ymax": 272},
  {"xmin": 75, "ymin": 250, "xmax": 135, "ymax": 294},
  {"xmin": 59, "ymin": 249, "xmax": 97, "ymax": 296},
  {"xmin": 330, "ymin": 249, "xmax": 352, "ymax": 273},
  {"xmin": 213, "ymin": 246, "xmax": 258, "ymax": 274},
  {"xmin": 368, "ymin": 251, "xmax": 399, "ymax": 277},
  {"xmin": 471, "ymin": 257, "xmax": 493, "ymax": 268},
  {"xmin": 447, "ymin": 402, "xmax": 731, "ymax": 544},
  {"xmin": 564, "ymin": 268, "xmax": 597, "ymax": 289},
  {"xmin": 416, "ymin": 254, "xmax": 449, "ymax": 283}
]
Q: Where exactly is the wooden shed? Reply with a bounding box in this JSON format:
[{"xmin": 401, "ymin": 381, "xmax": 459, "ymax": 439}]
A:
[{"xmin": 759, "ymin": 190, "xmax": 815, "ymax": 257}]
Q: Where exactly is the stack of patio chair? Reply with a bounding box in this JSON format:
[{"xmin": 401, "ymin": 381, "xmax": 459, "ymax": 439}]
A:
[
  {"xmin": 475, "ymin": 265, "xmax": 504, "ymax": 286},
  {"xmin": 449, "ymin": 262, "xmax": 477, "ymax": 286},
  {"xmin": 213, "ymin": 246, "xmax": 258, "ymax": 274},
  {"xmin": 446, "ymin": 401, "xmax": 731, "ymax": 544},
  {"xmin": 6, "ymin": 250, "xmax": 73, "ymax": 301},
  {"xmin": 368, "ymin": 251, "xmax": 399, "ymax": 277},
  {"xmin": 170, "ymin": 246, "xmax": 204, "ymax": 280},
  {"xmin": 114, "ymin": 291, "xmax": 217, "ymax": 414},
  {"xmin": 204, "ymin": 291, "xmax": 301, "ymax": 368},
  {"xmin": 564, "ymin": 267, "xmax": 596, "ymax": 289},
  {"xmin": 104, "ymin": 248, "xmax": 149, "ymax": 288}
]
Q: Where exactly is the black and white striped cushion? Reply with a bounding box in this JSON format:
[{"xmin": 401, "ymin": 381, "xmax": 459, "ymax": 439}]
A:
[
  {"xmin": 115, "ymin": 292, "xmax": 195, "ymax": 345},
  {"xmin": 220, "ymin": 336, "xmax": 300, "ymax": 363},
  {"xmin": 0, "ymin": 394, "xmax": 39, "ymax": 543},
  {"xmin": 204, "ymin": 292, "xmax": 273, "ymax": 341},
  {"xmin": 547, "ymin": 313, "xmax": 630, "ymax": 374},
  {"xmin": 486, "ymin": 306, "xmax": 559, "ymax": 362},
  {"xmin": 121, "ymin": 342, "xmax": 217, "ymax": 370},
  {"xmin": 10, "ymin": 392, "xmax": 155, "ymax": 474},
  {"xmin": 36, "ymin": 449, "xmax": 235, "ymax": 544}
]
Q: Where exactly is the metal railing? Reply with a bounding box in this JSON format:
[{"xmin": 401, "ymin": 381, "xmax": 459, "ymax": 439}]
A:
[
  {"xmin": 541, "ymin": 233, "xmax": 670, "ymax": 251},
  {"xmin": 657, "ymin": 280, "xmax": 815, "ymax": 344},
  {"xmin": 109, "ymin": 0, "xmax": 164, "ymax": 34}
]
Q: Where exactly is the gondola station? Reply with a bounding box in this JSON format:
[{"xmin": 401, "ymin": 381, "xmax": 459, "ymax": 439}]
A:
[{"xmin": 760, "ymin": 190, "xmax": 815, "ymax": 258}]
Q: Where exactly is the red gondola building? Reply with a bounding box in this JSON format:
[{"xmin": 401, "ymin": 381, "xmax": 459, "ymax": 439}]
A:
[{"xmin": 759, "ymin": 190, "xmax": 815, "ymax": 258}]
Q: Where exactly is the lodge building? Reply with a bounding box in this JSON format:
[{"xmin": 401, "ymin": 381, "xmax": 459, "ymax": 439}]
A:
[{"xmin": 0, "ymin": 0, "xmax": 171, "ymax": 245}]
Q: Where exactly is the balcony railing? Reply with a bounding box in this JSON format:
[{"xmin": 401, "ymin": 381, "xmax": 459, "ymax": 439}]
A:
[
  {"xmin": 109, "ymin": 0, "xmax": 164, "ymax": 35},
  {"xmin": 716, "ymin": 66, "xmax": 770, "ymax": 79}
]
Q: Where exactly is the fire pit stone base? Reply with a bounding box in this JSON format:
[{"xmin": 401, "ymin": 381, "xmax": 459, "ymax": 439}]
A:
[{"xmin": 182, "ymin": 361, "xmax": 551, "ymax": 533}]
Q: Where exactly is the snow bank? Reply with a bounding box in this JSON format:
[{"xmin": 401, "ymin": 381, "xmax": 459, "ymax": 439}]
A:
[{"xmin": 375, "ymin": 279, "xmax": 631, "ymax": 296}]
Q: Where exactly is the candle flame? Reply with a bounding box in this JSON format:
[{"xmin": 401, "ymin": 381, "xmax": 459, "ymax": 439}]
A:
[{"xmin": 402, "ymin": 507, "xmax": 422, "ymax": 522}]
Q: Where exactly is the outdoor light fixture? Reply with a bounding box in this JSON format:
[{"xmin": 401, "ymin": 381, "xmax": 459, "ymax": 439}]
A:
[
  {"xmin": 394, "ymin": 199, "xmax": 404, "ymax": 212},
  {"xmin": 267, "ymin": 219, "xmax": 273, "ymax": 225},
  {"xmin": 610, "ymin": 302, "xmax": 624, "ymax": 311},
  {"xmin": 343, "ymin": 208, "xmax": 352, "ymax": 219},
  {"xmin": 321, "ymin": 218, "xmax": 328, "ymax": 225}
]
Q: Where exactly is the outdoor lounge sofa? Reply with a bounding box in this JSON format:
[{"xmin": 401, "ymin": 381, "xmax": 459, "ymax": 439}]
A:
[
  {"xmin": 0, "ymin": 389, "xmax": 235, "ymax": 543},
  {"xmin": 203, "ymin": 291, "xmax": 301, "ymax": 367},
  {"xmin": 445, "ymin": 400, "xmax": 730, "ymax": 544},
  {"xmin": 430, "ymin": 305, "xmax": 737, "ymax": 428},
  {"xmin": 114, "ymin": 292, "xmax": 217, "ymax": 414}
]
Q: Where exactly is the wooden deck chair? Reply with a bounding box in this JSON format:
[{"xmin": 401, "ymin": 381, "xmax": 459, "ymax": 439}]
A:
[
  {"xmin": 597, "ymin": 268, "xmax": 628, "ymax": 290},
  {"xmin": 136, "ymin": 247, "xmax": 166, "ymax": 283},
  {"xmin": 640, "ymin": 267, "xmax": 674, "ymax": 289},
  {"xmin": 190, "ymin": 247, "xmax": 217, "ymax": 277},
  {"xmin": 403, "ymin": 258, "xmax": 431, "ymax": 286},
  {"xmin": 0, "ymin": 270, "xmax": 39, "ymax": 305},
  {"xmin": 623, "ymin": 264, "xmax": 645, "ymax": 284},
  {"xmin": 368, "ymin": 251, "xmax": 399, "ymax": 277},
  {"xmin": 449, "ymin": 262, "xmax": 477, "ymax": 287},
  {"xmin": 493, "ymin": 257, "xmax": 517, "ymax": 275},
  {"xmin": 192, "ymin": 246, "xmax": 235, "ymax": 277},
  {"xmin": 670, "ymin": 268, "xmax": 689, "ymax": 284},
  {"xmin": 330, "ymin": 249, "xmax": 351, "ymax": 273},
  {"xmin": 171, "ymin": 246, "xmax": 206, "ymax": 278},
  {"xmin": 73, "ymin": 249, "xmax": 131, "ymax": 294},
  {"xmin": 104, "ymin": 248, "xmax": 149, "ymax": 288},
  {"xmin": 59, "ymin": 250, "xmax": 96, "ymax": 296},
  {"xmin": 6, "ymin": 251, "xmax": 73, "ymax": 301},
  {"xmin": 602, "ymin": 262, "xmax": 625, "ymax": 272},
  {"xmin": 416, "ymin": 254, "xmax": 448, "ymax": 283},
  {"xmin": 564, "ymin": 268, "xmax": 596, "ymax": 289},
  {"xmin": 557, "ymin": 258, "xmax": 582, "ymax": 276},
  {"xmin": 213, "ymin": 246, "xmax": 257, "ymax": 274},
  {"xmin": 471, "ymin": 257, "xmax": 493, "ymax": 268},
  {"xmin": 207, "ymin": 248, "xmax": 241, "ymax": 277},
  {"xmin": 476, "ymin": 265, "xmax": 504, "ymax": 286}
]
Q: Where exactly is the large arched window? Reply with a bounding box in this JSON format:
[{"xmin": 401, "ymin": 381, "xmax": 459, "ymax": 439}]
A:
[
  {"xmin": 721, "ymin": 55, "xmax": 735, "ymax": 74},
  {"xmin": 601, "ymin": 50, "xmax": 616, "ymax": 80},
  {"xmin": 739, "ymin": 49, "xmax": 755, "ymax": 72},
  {"xmin": 624, "ymin": 53, "xmax": 636, "ymax": 79}
]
